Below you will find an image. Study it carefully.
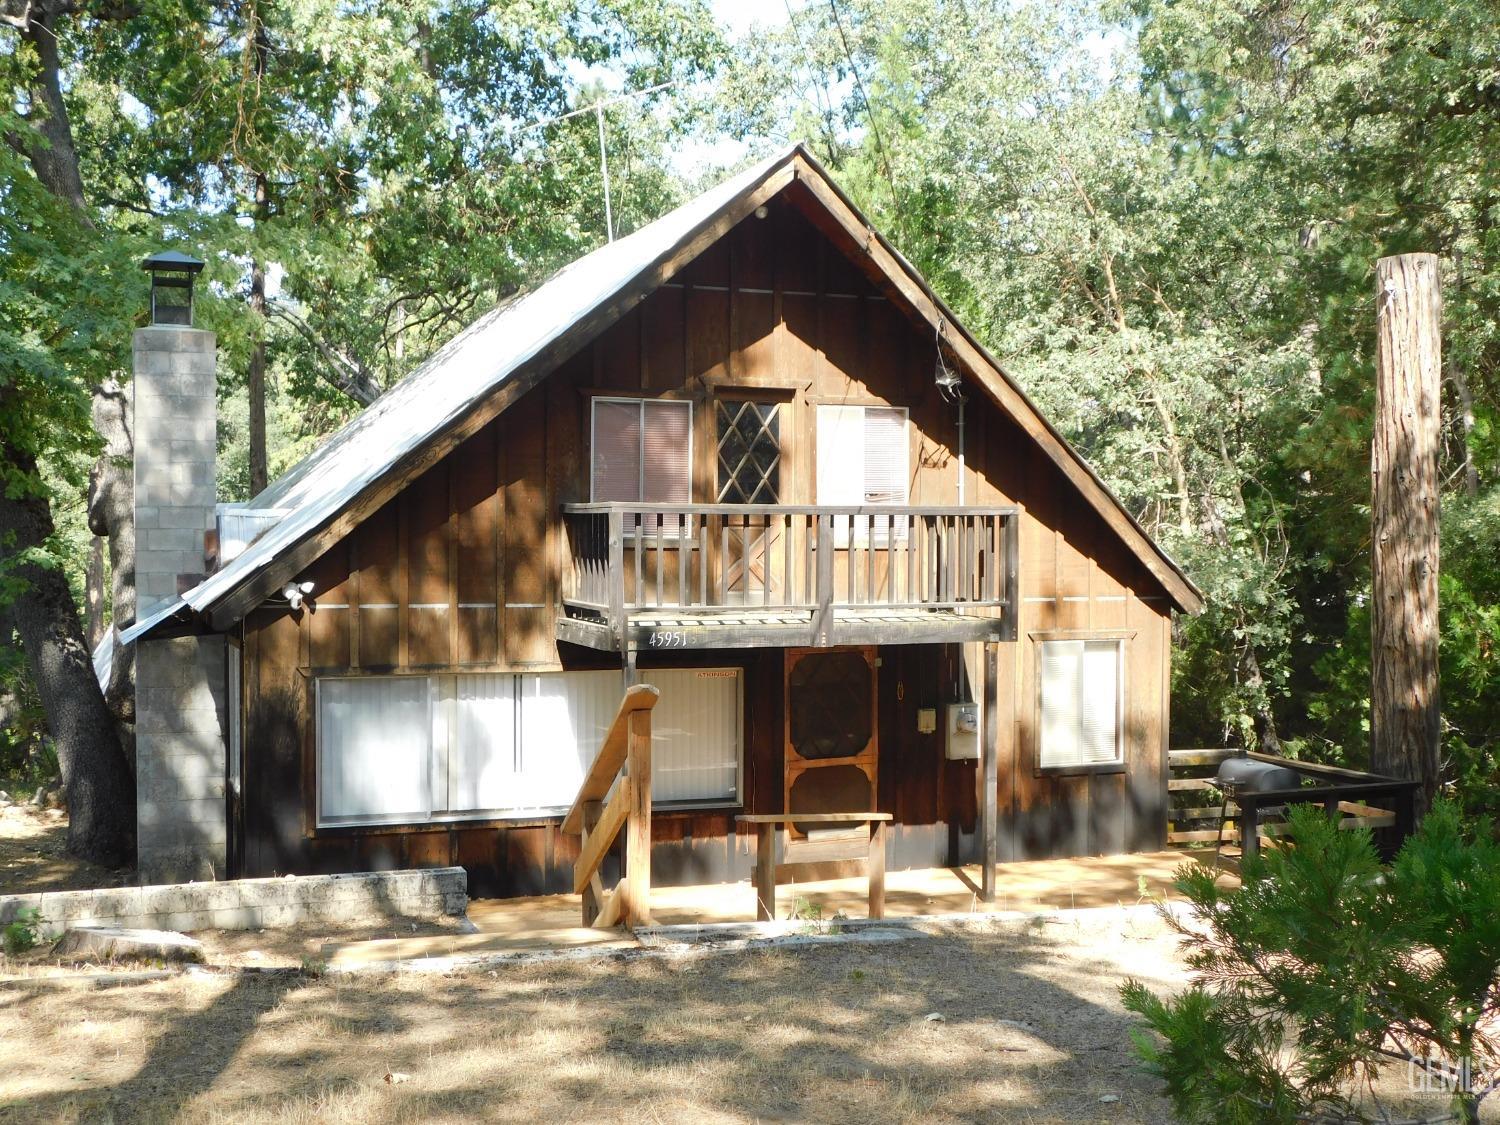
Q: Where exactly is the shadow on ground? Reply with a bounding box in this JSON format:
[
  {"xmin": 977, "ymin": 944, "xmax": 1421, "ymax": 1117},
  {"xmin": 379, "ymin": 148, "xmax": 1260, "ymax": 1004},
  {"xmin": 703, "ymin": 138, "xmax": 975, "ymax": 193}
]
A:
[{"xmin": 0, "ymin": 920, "xmax": 1184, "ymax": 1124}]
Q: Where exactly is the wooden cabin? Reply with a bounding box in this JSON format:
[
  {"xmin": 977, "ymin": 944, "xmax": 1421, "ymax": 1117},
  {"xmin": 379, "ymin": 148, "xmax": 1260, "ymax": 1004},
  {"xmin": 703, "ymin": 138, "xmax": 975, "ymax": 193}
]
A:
[{"xmin": 124, "ymin": 145, "xmax": 1201, "ymax": 899}]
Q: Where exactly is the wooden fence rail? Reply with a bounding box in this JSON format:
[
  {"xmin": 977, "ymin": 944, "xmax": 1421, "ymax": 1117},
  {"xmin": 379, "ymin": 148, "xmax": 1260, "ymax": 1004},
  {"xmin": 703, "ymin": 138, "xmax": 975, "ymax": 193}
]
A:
[
  {"xmin": 560, "ymin": 683, "xmax": 658, "ymax": 928},
  {"xmin": 1167, "ymin": 748, "xmax": 1419, "ymax": 860}
]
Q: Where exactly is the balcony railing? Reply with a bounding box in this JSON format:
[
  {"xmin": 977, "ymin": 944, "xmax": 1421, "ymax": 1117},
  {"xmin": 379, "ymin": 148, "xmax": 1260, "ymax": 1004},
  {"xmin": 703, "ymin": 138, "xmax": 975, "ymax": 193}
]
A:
[{"xmin": 561, "ymin": 503, "xmax": 1019, "ymax": 647}]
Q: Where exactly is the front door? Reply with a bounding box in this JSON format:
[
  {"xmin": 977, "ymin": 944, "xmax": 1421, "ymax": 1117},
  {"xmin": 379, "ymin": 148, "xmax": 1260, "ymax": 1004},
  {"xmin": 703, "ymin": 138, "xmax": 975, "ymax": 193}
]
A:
[
  {"xmin": 716, "ymin": 397, "xmax": 783, "ymax": 605},
  {"xmin": 783, "ymin": 646, "xmax": 879, "ymax": 837}
]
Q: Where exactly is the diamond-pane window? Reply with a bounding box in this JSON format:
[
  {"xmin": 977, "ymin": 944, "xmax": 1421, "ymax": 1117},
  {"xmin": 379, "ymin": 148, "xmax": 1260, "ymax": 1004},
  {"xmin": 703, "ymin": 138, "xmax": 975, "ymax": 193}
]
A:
[{"xmin": 716, "ymin": 400, "xmax": 781, "ymax": 504}]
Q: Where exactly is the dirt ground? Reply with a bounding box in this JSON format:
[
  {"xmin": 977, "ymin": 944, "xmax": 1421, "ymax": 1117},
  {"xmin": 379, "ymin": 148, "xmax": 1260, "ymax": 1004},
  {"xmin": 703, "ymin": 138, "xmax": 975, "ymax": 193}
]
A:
[
  {"xmin": 1, "ymin": 914, "xmax": 1191, "ymax": 1124},
  {"xmin": 0, "ymin": 805, "xmax": 458, "ymax": 970},
  {"xmin": 0, "ymin": 803, "xmax": 132, "ymax": 896}
]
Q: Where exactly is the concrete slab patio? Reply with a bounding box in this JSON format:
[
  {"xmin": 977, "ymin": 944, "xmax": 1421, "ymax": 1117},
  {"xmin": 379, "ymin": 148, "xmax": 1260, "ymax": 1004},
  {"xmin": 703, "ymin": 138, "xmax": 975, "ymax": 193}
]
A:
[{"xmin": 322, "ymin": 849, "xmax": 1215, "ymax": 968}]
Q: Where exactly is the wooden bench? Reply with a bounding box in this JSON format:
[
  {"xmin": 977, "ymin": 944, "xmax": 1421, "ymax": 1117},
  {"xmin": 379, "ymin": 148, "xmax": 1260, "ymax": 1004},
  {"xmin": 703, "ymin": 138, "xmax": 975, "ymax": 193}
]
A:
[{"xmin": 735, "ymin": 812, "xmax": 893, "ymax": 922}]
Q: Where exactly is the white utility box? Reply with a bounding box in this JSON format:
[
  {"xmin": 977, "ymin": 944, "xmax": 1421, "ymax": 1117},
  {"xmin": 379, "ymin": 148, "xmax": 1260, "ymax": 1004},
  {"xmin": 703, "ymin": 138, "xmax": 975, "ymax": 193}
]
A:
[{"xmin": 945, "ymin": 702, "xmax": 980, "ymax": 760}]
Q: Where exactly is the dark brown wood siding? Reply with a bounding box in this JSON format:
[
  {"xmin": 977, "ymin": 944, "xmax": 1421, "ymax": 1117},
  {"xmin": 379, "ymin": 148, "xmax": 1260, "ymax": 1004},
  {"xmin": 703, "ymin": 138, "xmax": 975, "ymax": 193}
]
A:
[{"xmin": 237, "ymin": 191, "xmax": 1175, "ymax": 894}]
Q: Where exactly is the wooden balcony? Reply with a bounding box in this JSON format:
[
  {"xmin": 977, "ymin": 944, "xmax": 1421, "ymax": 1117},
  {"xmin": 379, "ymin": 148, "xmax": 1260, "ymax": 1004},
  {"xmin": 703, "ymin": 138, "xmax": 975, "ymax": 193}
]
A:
[{"xmin": 559, "ymin": 503, "xmax": 1019, "ymax": 652}]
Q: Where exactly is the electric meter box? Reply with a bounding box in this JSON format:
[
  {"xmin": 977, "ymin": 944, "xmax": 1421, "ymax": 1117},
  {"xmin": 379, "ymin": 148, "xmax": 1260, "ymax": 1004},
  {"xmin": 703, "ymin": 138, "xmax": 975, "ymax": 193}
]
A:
[{"xmin": 945, "ymin": 702, "xmax": 980, "ymax": 761}]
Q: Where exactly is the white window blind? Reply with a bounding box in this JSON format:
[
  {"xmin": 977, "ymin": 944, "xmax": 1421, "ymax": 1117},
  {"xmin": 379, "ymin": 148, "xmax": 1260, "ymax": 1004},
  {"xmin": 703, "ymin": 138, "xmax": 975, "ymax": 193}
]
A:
[
  {"xmin": 649, "ymin": 668, "xmax": 742, "ymax": 803},
  {"xmin": 591, "ymin": 398, "xmax": 692, "ymax": 504},
  {"xmin": 317, "ymin": 668, "xmax": 741, "ymax": 826},
  {"xmin": 451, "ymin": 673, "xmax": 517, "ymax": 813},
  {"xmin": 863, "ymin": 407, "xmax": 908, "ymax": 503},
  {"xmin": 1039, "ymin": 640, "xmax": 1122, "ymax": 769},
  {"xmin": 318, "ymin": 677, "xmax": 433, "ymax": 824},
  {"xmin": 591, "ymin": 399, "xmax": 641, "ymax": 502},
  {"xmin": 514, "ymin": 670, "xmax": 618, "ymax": 811}
]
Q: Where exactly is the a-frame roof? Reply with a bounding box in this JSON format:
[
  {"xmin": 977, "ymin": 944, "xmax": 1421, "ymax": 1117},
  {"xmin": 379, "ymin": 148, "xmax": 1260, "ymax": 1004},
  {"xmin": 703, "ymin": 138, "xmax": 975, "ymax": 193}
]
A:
[{"xmin": 124, "ymin": 143, "xmax": 1199, "ymax": 645}]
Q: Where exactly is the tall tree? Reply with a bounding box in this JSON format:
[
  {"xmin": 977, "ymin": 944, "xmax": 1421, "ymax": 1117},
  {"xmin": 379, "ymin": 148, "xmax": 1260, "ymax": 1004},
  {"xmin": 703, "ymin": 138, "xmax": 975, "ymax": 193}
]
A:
[
  {"xmin": 1, "ymin": 0, "xmax": 722, "ymax": 865},
  {"xmin": 0, "ymin": 128, "xmax": 138, "ymax": 862},
  {"xmin": 1371, "ymin": 253, "xmax": 1442, "ymax": 811}
]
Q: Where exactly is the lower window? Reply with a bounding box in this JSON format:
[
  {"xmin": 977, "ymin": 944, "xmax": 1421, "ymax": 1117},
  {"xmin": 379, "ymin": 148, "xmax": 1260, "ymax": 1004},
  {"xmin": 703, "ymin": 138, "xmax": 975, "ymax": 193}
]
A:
[
  {"xmin": 1038, "ymin": 639, "xmax": 1123, "ymax": 770},
  {"xmin": 316, "ymin": 668, "xmax": 742, "ymax": 827}
]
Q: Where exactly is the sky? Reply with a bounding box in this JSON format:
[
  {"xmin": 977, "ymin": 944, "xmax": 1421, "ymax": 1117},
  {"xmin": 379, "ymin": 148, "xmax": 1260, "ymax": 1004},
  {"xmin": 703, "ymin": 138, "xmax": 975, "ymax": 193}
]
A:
[{"xmin": 710, "ymin": 0, "xmax": 789, "ymax": 39}]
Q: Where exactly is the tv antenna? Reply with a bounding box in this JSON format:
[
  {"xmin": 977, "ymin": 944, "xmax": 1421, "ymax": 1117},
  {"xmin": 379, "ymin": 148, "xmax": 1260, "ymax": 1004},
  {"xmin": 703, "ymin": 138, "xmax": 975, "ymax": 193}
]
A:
[{"xmin": 525, "ymin": 79, "xmax": 677, "ymax": 243}]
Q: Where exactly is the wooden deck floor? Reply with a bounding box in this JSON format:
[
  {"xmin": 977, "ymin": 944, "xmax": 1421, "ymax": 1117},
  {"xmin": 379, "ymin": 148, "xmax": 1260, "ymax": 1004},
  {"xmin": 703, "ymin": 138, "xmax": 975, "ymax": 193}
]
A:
[{"xmin": 323, "ymin": 850, "xmax": 1219, "ymax": 968}]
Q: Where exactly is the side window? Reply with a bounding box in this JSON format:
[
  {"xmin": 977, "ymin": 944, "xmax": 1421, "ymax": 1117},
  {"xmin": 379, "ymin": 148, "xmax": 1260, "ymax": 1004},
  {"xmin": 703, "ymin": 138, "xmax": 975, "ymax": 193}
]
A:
[
  {"xmin": 1038, "ymin": 639, "xmax": 1123, "ymax": 769},
  {"xmin": 590, "ymin": 398, "xmax": 692, "ymax": 504}
]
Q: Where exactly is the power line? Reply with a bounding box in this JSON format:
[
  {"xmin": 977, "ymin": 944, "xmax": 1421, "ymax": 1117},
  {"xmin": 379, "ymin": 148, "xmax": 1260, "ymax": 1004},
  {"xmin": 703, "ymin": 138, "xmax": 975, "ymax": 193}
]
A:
[
  {"xmin": 783, "ymin": 0, "xmax": 838, "ymax": 153},
  {"xmin": 825, "ymin": 0, "xmax": 900, "ymax": 206},
  {"xmin": 522, "ymin": 79, "xmax": 677, "ymax": 132}
]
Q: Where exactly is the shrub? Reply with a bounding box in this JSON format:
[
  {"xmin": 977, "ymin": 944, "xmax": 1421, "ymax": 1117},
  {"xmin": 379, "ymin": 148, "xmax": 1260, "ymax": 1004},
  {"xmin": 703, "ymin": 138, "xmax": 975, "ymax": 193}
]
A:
[
  {"xmin": 1123, "ymin": 801, "xmax": 1500, "ymax": 1124},
  {"xmin": 2, "ymin": 908, "xmax": 44, "ymax": 956}
]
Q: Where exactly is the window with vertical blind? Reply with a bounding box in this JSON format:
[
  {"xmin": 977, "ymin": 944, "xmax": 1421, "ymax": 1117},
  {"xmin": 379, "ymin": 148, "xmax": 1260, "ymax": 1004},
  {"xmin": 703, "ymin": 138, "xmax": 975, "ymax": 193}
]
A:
[
  {"xmin": 1038, "ymin": 639, "xmax": 1124, "ymax": 770},
  {"xmin": 815, "ymin": 404, "xmax": 909, "ymax": 545},
  {"xmin": 590, "ymin": 398, "xmax": 692, "ymax": 505},
  {"xmin": 316, "ymin": 668, "xmax": 741, "ymax": 826}
]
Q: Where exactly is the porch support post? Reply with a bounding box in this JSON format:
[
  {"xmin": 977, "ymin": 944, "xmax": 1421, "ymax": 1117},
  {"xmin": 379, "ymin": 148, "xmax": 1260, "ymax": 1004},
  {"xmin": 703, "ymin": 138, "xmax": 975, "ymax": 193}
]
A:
[
  {"xmin": 622, "ymin": 706, "xmax": 653, "ymax": 926},
  {"xmin": 867, "ymin": 818, "xmax": 886, "ymax": 919},
  {"xmin": 579, "ymin": 799, "xmax": 603, "ymax": 926},
  {"xmin": 980, "ymin": 640, "xmax": 998, "ymax": 903},
  {"xmin": 755, "ymin": 822, "xmax": 776, "ymax": 921}
]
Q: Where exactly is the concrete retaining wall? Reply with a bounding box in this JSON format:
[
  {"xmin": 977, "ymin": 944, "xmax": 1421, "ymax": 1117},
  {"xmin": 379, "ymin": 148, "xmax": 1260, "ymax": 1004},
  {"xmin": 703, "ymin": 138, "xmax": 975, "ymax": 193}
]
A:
[{"xmin": 0, "ymin": 867, "xmax": 466, "ymax": 937}]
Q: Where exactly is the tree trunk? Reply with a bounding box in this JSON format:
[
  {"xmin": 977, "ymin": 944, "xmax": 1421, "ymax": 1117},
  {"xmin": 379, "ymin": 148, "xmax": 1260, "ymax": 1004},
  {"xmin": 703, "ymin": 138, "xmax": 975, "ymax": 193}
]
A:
[
  {"xmin": 5, "ymin": 0, "xmax": 136, "ymax": 863},
  {"xmin": 85, "ymin": 537, "xmax": 105, "ymax": 648},
  {"xmin": 1371, "ymin": 253, "xmax": 1442, "ymax": 816},
  {"xmin": 4, "ymin": 1, "xmax": 92, "ymax": 220},
  {"xmin": 245, "ymin": 10, "xmax": 272, "ymax": 497},
  {"xmin": 1447, "ymin": 251, "xmax": 1478, "ymax": 497},
  {"xmin": 248, "ymin": 242, "xmax": 269, "ymax": 497},
  {"xmin": 87, "ymin": 380, "xmax": 136, "ymax": 757},
  {"xmin": 0, "ymin": 441, "xmax": 135, "ymax": 866}
]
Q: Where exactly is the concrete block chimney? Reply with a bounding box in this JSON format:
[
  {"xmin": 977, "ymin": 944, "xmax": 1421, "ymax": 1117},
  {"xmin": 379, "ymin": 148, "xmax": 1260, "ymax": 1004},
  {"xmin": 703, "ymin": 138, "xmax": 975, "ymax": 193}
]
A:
[{"xmin": 132, "ymin": 322, "xmax": 228, "ymax": 883}]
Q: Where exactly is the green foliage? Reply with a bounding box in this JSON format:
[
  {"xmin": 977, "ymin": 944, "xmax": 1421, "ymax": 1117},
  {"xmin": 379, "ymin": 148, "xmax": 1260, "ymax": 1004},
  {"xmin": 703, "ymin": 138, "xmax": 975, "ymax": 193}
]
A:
[
  {"xmin": 716, "ymin": 0, "xmax": 1500, "ymax": 787},
  {"xmin": 1124, "ymin": 802, "xmax": 1500, "ymax": 1122},
  {"xmin": 0, "ymin": 639, "xmax": 55, "ymax": 796},
  {"xmin": 2, "ymin": 908, "xmax": 43, "ymax": 957}
]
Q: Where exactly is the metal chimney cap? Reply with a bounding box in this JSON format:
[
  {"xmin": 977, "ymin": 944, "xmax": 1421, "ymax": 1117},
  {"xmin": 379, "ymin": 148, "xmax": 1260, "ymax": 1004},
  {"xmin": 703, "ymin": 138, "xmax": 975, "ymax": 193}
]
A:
[{"xmin": 140, "ymin": 250, "xmax": 205, "ymax": 273}]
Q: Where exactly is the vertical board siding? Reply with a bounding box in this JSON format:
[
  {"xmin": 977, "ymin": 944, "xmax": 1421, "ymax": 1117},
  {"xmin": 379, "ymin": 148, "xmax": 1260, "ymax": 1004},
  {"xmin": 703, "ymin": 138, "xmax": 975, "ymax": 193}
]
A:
[{"xmin": 239, "ymin": 192, "xmax": 1176, "ymax": 894}]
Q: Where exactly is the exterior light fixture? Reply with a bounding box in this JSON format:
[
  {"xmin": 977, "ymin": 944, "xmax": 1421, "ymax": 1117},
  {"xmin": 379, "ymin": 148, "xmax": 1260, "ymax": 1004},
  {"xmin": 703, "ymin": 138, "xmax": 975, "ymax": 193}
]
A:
[
  {"xmin": 281, "ymin": 581, "xmax": 315, "ymax": 610},
  {"xmin": 934, "ymin": 320, "xmax": 963, "ymax": 397},
  {"xmin": 141, "ymin": 250, "xmax": 205, "ymax": 327}
]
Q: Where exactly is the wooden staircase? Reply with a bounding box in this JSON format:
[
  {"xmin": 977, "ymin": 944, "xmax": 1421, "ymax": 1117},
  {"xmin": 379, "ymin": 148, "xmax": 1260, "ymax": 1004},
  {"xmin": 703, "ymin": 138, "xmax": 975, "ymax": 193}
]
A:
[{"xmin": 560, "ymin": 683, "xmax": 658, "ymax": 928}]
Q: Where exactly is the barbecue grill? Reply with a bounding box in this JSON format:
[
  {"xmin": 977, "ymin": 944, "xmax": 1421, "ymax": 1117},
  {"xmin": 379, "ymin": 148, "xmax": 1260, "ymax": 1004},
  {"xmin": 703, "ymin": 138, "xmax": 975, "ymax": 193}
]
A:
[{"xmin": 1213, "ymin": 755, "xmax": 1304, "ymax": 866}]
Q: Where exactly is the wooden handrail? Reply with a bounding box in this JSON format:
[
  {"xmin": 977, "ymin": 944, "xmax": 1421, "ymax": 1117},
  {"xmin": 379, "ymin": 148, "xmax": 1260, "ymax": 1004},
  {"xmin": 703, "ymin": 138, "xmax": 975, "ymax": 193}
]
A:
[
  {"xmin": 560, "ymin": 683, "xmax": 658, "ymax": 835},
  {"xmin": 564, "ymin": 502, "xmax": 1020, "ymax": 517},
  {"xmin": 559, "ymin": 682, "xmax": 658, "ymax": 929},
  {"xmin": 572, "ymin": 778, "xmax": 633, "ymax": 894},
  {"xmin": 563, "ymin": 505, "xmax": 1019, "ymax": 635}
]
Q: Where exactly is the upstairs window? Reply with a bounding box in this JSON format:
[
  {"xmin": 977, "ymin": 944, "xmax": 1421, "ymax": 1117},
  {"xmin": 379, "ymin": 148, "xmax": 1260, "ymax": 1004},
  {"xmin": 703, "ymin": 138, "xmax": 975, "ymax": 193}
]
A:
[
  {"xmin": 816, "ymin": 404, "xmax": 909, "ymax": 544},
  {"xmin": 591, "ymin": 398, "xmax": 692, "ymax": 505},
  {"xmin": 1038, "ymin": 639, "xmax": 1123, "ymax": 770}
]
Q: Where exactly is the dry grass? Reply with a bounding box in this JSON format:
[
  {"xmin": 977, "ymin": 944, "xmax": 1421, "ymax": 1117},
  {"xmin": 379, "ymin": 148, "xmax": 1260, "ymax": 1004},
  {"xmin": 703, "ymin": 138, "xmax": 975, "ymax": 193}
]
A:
[{"xmin": 0, "ymin": 915, "xmax": 1187, "ymax": 1124}]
